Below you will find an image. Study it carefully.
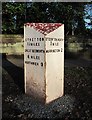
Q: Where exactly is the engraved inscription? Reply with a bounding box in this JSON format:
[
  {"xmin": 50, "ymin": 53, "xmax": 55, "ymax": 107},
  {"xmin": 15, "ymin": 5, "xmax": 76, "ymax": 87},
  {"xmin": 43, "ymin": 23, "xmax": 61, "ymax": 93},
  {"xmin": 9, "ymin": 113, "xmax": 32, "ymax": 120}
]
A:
[{"xmin": 25, "ymin": 37, "xmax": 64, "ymax": 66}]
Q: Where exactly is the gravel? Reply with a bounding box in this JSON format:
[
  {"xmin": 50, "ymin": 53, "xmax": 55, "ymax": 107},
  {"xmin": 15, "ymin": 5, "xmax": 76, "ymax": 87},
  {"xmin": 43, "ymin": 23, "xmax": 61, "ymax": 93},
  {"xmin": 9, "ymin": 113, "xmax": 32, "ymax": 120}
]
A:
[{"xmin": 2, "ymin": 57, "xmax": 92, "ymax": 119}]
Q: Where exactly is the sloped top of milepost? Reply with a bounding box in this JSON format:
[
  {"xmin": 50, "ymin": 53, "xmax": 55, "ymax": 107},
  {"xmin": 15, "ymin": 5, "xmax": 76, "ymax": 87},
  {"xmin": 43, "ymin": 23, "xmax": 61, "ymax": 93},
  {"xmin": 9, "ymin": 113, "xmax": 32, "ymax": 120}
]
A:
[{"xmin": 24, "ymin": 23, "xmax": 63, "ymax": 35}]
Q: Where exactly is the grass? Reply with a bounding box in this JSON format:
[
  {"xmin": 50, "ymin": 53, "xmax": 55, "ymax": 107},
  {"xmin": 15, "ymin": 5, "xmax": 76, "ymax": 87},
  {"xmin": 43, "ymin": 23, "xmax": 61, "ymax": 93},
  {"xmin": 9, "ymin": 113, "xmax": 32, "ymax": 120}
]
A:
[
  {"xmin": 0, "ymin": 34, "xmax": 92, "ymax": 60},
  {"xmin": 0, "ymin": 43, "xmax": 24, "ymax": 54},
  {"xmin": 0, "ymin": 34, "xmax": 23, "ymax": 43},
  {"xmin": 67, "ymin": 43, "xmax": 83, "ymax": 52}
]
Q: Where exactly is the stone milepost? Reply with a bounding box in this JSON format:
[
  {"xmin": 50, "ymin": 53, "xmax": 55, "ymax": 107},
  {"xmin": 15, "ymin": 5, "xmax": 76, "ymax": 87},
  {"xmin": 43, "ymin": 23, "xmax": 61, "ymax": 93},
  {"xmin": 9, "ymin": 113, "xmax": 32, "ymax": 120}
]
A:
[{"xmin": 24, "ymin": 23, "xmax": 64, "ymax": 103}]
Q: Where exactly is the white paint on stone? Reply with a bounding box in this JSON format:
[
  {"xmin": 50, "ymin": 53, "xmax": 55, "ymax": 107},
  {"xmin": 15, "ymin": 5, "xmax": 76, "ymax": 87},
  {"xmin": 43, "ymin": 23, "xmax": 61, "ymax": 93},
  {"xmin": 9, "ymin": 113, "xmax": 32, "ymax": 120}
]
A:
[
  {"xmin": 45, "ymin": 25, "xmax": 64, "ymax": 103},
  {"xmin": 24, "ymin": 23, "xmax": 64, "ymax": 103}
]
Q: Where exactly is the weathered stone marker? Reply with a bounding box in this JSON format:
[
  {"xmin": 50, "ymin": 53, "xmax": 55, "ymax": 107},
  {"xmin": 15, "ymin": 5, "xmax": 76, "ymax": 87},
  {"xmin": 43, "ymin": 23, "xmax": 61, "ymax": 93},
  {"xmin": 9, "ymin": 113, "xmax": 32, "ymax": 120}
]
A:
[{"xmin": 24, "ymin": 23, "xmax": 64, "ymax": 103}]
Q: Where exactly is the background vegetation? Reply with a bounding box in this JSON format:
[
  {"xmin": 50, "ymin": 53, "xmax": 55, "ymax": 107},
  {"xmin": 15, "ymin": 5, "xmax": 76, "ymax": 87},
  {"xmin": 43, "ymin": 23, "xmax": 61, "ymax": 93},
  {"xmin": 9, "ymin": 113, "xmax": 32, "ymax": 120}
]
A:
[
  {"xmin": 1, "ymin": 2, "xmax": 92, "ymax": 58},
  {"xmin": 2, "ymin": 2, "xmax": 92, "ymax": 36}
]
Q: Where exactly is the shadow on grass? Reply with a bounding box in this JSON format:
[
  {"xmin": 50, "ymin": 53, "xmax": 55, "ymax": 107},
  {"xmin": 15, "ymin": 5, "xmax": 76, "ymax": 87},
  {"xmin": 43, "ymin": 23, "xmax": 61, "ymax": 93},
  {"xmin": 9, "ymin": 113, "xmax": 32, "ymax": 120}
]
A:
[
  {"xmin": 2, "ymin": 56, "xmax": 24, "ymax": 93},
  {"xmin": 65, "ymin": 51, "xmax": 79, "ymax": 59},
  {"xmin": 65, "ymin": 46, "xmax": 92, "ymax": 60}
]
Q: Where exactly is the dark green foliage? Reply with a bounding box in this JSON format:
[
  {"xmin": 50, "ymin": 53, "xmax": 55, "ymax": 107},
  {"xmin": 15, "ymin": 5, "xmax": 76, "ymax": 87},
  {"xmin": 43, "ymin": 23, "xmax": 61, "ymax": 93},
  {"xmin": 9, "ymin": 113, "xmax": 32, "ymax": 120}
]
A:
[
  {"xmin": 2, "ymin": 2, "xmax": 92, "ymax": 35},
  {"xmin": 2, "ymin": 2, "xmax": 26, "ymax": 34}
]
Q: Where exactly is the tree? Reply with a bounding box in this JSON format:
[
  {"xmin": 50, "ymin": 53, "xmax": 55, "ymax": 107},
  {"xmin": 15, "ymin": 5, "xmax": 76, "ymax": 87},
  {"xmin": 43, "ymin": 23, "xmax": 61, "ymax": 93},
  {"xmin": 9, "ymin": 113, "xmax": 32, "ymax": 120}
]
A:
[
  {"xmin": 2, "ymin": 2, "xmax": 25, "ymax": 34},
  {"xmin": 2, "ymin": 2, "xmax": 88, "ymax": 36}
]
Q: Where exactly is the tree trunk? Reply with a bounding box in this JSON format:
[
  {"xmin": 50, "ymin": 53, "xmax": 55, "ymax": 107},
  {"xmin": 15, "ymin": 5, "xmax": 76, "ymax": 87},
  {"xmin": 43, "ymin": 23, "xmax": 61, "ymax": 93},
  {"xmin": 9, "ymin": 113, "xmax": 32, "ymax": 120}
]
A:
[{"xmin": 72, "ymin": 29, "xmax": 74, "ymax": 35}]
